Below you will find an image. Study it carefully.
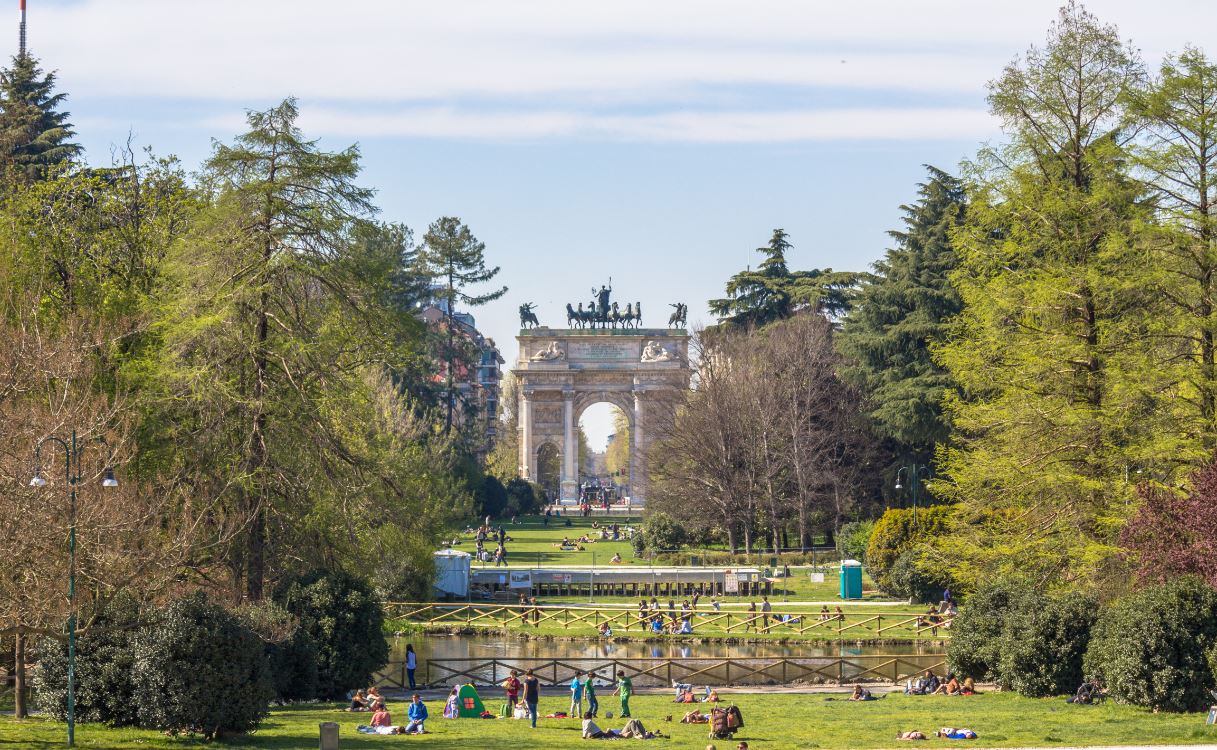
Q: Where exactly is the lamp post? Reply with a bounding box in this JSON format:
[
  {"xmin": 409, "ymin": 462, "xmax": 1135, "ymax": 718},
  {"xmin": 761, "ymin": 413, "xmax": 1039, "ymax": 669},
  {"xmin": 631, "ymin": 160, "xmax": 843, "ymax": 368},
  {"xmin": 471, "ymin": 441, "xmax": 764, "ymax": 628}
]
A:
[
  {"xmin": 894, "ymin": 464, "xmax": 931, "ymax": 526},
  {"xmin": 29, "ymin": 429, "xmax": 118, "ymax": 747}
]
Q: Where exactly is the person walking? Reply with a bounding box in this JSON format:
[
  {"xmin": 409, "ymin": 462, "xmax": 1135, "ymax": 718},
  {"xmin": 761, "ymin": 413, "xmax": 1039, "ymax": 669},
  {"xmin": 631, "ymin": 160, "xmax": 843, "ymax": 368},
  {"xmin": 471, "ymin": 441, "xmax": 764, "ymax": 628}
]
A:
[
  {"xmin": 405, "ymin": 643, "xmax": 418, "ymax": 689},
  {"xmin": 612, "ymin": 670, "xmax": 633, "ymax": 718},
  {"xmin": 761, "ymin": 597, "xmax": 772, "ymax": 633},
  {"xmin": 584, "ymin": 670, "xmax": 599, "ymax": 717},
  {"xmin": 523, "ymin": 669, "xmax": 540, "ymax": 728},
  {"xmin": 746, "ymin": 600, "xmax": 757, "ymax": 632},
  {"xmin": 569, "ymin": 670, "xmax": 585, "ymax": 718}
]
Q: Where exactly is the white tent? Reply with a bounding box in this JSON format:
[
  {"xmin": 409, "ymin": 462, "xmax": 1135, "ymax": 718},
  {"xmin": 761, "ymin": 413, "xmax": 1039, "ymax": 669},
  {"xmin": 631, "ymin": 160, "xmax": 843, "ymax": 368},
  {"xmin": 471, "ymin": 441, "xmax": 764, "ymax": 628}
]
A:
[{"xmin": 433, "ymin": 549, "xmax": 471, "ymax": 598}]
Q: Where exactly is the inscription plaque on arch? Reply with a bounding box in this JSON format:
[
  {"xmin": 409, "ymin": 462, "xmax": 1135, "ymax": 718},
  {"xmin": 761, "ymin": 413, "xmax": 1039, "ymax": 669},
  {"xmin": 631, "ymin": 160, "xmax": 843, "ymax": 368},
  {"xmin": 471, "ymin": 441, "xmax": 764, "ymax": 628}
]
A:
[{"xmin": 568, "ymin": 340, "xmax": 636, "ymax": 361}]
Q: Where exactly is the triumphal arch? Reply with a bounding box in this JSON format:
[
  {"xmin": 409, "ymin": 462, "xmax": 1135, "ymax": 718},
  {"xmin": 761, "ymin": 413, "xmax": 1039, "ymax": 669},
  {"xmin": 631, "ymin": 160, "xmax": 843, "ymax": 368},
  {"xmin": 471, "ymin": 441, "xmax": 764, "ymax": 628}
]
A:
[{"xmin": 514, "ymin": 288, "xmax": 690, "ymax": 505}]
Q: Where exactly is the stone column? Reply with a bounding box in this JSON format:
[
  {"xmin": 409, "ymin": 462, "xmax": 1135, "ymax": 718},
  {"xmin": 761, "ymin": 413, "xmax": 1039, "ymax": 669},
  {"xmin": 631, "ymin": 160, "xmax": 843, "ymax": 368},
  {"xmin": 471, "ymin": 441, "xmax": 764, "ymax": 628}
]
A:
[
  {"xmin": 630, "ymin": 390, "xmax": 645, "ymax": 504},
  {"xmin": 560, "ymin": 391, "xmax": 578, "ymax": 503},
  {"xmin": 519, "ymin": 391, "xmax": 533, "ymax": 480}
]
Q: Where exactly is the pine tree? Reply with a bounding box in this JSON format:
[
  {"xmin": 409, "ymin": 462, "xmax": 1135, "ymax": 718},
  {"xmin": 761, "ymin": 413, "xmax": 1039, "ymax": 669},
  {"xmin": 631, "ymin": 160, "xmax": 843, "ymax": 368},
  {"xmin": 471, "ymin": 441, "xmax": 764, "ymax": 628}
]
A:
[
  {"xmin": 709, "ymin": 228, "xmax": 863, "ymax": 330},
  {"xmin": 415, "ymin": 216, "xmax": 506, "ymax": 433},
  {"xmin": 0, "ymin": 52, "xmax": 80, "ymax": 180},
  {"xmin": 839, "ymin": 166, "xmax": 965, "ymax": 464}
]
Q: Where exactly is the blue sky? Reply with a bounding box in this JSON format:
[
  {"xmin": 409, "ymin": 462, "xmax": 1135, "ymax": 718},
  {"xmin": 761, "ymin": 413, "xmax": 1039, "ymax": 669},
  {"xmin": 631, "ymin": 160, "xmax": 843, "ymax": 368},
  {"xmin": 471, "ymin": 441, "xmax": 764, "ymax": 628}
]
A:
[{"xmin": 24, "ymin": 0, "xmax": 1217, "ymax": 448}]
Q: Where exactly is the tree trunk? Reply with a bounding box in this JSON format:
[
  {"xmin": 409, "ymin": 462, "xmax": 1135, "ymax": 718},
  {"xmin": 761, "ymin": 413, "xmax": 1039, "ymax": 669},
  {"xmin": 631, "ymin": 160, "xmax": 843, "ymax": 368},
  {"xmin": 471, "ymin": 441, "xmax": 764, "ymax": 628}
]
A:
[
  {"xmin": 13, "ymin": 631, "xmax": 26, "ymax": 719},
  {"xmin": 726, "ymin": 523, "xmax": 738, "ymax": 555},
  {"xmin": 247, "ymin": 156, "xmax": 277, "ymax": 602}
]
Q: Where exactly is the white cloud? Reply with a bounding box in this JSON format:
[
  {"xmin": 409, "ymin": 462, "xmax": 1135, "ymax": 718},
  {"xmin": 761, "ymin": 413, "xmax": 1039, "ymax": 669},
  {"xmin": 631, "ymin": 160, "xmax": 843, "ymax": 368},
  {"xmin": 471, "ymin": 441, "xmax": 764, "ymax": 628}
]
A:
[
  {"xmin": 284, "ymin": 105, "xmax": 997, "ymax": 142},
  {"xmin": 23, "ymin": 0, "xmax": 1215, "ymax": 144}
]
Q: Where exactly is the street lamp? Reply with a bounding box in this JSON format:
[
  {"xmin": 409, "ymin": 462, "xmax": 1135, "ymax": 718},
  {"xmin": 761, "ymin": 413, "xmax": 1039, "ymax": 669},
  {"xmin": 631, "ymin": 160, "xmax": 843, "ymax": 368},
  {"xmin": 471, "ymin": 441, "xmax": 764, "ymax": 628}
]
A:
[
  {"xmin": 29, "ymin": 429, "xmax": 118, "ymax": 747},
  {"xmin": 894, "ymin": 464, "xmax": 931, "ymax": 525}
]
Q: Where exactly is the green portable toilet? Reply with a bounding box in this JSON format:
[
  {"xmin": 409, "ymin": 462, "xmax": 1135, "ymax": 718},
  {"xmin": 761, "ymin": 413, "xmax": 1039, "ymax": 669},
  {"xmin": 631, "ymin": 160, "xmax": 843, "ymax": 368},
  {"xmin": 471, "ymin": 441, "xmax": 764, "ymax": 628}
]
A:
[{"xmin": 839, "ymin": 559, "xmax": 863, "ymax": 600}]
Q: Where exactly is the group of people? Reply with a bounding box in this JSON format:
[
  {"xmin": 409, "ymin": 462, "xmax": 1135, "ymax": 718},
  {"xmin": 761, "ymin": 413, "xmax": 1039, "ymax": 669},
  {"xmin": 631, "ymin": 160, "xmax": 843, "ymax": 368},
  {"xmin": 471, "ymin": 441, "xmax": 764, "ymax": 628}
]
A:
[
  {"xmin": 355, "ymin": 693, "xmax": 429, "ymax": 735},
  {"xmin": 905, "ymin": 670, "xmax": 976, "ymax": 696},
  {"xmin": 471, "ymin": 520, "xmax": 511, "ymax": 565},
  {"xmin": 638, "ymin": 597, "xmax": 698, "ymax": 635},
  {"xmin": 498, "ymin": 667, "xmax": 636, "ymax": 729}
]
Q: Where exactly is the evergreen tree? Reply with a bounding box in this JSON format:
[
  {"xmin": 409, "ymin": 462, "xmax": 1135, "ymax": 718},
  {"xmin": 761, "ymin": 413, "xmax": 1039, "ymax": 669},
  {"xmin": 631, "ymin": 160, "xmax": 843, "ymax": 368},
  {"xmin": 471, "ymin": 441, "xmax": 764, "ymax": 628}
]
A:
[
  {"xmin": 934, "ymin": 3, "xmax": 1152, "ymax": 588},
  {"xmin": 1123, "ymin": 46, "xmax": 1217, "ymax": 465},
  {"xmin": 415, "ymin": 216, "xmax": 506, "ymax": 433},
  {"xmin": 839, "ymin": 166, "xmax": 965, "ymax": 464},
  {"xmin": 0, "ymin": 52, "xmax": 80, "ymax": 180},
  {"xmin": 709, "ymin": 228, "xmax": 863, "ymax": 330}
]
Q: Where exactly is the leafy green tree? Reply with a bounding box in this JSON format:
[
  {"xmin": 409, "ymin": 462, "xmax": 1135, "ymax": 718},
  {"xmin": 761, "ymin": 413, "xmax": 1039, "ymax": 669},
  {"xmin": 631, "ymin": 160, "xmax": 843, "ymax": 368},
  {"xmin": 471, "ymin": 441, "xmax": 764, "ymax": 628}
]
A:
[
  {"xmin": 934, "ymin": 2, "xmax": 1151, "ymax": 588},
  {"xmin": 0, "ymin": 52, "xmax": 80, "ymax": 180},
  {"xmin": 415, "ymin": 216, "xmax": 506, "ymax": 432},
  {"xmin": 709, "ymin": 228, "xmax": 862, "ymax": 330},
  {"xmin": 839, "ymin": 167, "xmax": 965, "ymax": 464},
  {"xmin": 1124, "ymin": 47, "xmax": 1217, "ymax": 463},
  {"xmin": 158, "ymin": 98, "xmax": 434, "ymax": 600}
]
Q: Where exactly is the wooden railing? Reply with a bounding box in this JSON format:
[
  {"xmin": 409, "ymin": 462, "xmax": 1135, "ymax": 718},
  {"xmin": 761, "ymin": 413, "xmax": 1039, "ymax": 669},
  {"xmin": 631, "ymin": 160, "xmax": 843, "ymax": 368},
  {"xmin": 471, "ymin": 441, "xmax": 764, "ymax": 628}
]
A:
[
  {"xmin": 373, "ymin": 655, "xmax": 947, "ymax": 689},
  {"xmin": 383, "ymin": 602, "xmax": 953, "ymax": 638}
]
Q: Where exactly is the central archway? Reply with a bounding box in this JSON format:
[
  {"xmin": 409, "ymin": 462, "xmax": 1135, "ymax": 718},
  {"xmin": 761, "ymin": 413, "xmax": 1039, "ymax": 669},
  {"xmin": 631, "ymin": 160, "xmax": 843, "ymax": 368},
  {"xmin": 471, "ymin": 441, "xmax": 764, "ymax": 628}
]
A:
[{"xmin": 578, "ymin": 401, "xmax": 631, "ymax": 505}]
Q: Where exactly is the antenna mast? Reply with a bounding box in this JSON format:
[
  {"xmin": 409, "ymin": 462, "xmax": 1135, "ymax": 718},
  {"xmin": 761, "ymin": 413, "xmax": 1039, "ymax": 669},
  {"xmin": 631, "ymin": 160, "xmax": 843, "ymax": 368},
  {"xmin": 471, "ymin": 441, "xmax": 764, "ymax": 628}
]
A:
[{"xmin": 18, "ymin": 0, "xmax": 26, "ymax": 56}]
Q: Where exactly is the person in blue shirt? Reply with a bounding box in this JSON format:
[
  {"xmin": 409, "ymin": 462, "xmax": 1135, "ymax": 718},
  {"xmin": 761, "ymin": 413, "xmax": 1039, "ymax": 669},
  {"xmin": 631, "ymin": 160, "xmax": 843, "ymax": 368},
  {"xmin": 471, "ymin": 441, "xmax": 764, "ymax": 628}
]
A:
[
  {"xmin": 404, "ymin": 694, "xmax": 428, "ymax": 734},
  {"xmin": 569, "ymin": 669, "xmax": 584, "ymax": 718}
]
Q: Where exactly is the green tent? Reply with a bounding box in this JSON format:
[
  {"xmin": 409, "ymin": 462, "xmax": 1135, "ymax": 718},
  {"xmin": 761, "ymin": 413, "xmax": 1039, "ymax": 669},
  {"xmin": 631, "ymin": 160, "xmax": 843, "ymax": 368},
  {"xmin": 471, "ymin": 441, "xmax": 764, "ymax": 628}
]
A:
[{"xmin": 447, "ymin": 684, "xmax": 486, "ymax": 718}]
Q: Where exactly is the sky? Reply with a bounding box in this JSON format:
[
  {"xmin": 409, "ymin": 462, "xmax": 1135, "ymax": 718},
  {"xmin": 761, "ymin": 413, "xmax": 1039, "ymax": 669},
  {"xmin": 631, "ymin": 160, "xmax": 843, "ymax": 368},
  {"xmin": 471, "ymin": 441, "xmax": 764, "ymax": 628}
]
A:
[{"xmin": 23, "ymin": 0, "xmax": 1217, "ymax": 450}]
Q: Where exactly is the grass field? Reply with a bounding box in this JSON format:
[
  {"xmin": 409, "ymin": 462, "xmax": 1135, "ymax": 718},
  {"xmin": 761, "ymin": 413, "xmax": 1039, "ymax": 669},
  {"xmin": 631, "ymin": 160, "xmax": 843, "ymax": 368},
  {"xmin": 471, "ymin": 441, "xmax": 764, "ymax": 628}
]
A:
[
  {"xmin": 451, "ymin": 515, "xmax": 895, "ymax": 605},
  {"xmin": 4, "ymin": 692, "xmax": 1215, "ymax": 749}
]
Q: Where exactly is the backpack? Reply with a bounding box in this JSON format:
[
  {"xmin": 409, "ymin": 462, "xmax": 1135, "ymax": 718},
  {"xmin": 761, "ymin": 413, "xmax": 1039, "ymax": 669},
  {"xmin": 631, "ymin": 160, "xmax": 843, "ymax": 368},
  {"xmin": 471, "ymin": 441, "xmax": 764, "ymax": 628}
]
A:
[{"xmin": 726, "ymin": 705, "xmax": 744, "ymax": 729}]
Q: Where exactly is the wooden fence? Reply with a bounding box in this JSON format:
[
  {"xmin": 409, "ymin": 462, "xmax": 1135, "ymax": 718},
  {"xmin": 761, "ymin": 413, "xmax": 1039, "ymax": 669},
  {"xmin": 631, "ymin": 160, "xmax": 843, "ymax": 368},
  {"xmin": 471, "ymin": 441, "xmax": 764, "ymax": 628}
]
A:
[
  {"xmin": 374, "ymin": 654, "xmax": 947, "ymax": 689},
  {"xmin": 383, "ymin": 602, "xmax": 954, "ymax": 639}
]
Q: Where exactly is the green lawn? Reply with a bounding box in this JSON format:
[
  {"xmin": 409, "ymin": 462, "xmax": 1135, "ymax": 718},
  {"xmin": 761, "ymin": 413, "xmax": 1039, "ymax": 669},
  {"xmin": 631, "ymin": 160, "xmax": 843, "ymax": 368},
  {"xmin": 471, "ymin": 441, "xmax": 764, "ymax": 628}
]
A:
[
  {"xmin": 4, "ymin": 692, "xmax": 1215, "ymax": 748},
  {"xmin": 452, "ymin": 515, "xmax": 897, "ymax": 604}
]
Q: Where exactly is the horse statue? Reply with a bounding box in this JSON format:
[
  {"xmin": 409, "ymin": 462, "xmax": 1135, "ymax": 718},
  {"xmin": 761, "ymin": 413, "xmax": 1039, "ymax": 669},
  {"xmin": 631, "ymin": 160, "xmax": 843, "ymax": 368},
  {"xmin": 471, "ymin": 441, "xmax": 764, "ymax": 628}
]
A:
[
  {"xmin": 668, "ymin": 302, "xmax": 687, "ymax": 328},
  {"xmin": 633, "ymin": 301, "xmax": 642, "ymax": 328},
  {"xmin": 609, "ymin": 301, "xmax": 621, "ymax": 328},
  {"xmin": 566, "ymin": 303, "xmax": 582, "ymax": 329},
  {"xmin": 519, "ymin": 302, "xmax": 540, "ymax": 329}
]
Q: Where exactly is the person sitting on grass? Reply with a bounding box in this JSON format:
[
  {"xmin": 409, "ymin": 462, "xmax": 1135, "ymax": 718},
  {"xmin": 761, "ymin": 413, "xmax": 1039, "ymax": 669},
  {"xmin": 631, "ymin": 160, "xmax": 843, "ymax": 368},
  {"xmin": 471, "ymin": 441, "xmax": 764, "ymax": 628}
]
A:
[
  {"xmin": 1067, "ymin": 678, "xmax": 1103, "ymax": 704},
  {"xmin": 960, "ymin": 677, "xmax": 976, "ymax": 695},
  {"xmin": 348, "ymin": 689, "xmax": 369, "ymax": 711},
  {"xmin": 933, "ymin": 673, "xmax": 961, "ymax": 696},
  {"xmin": 599, "ymin": 621, "xmax": 614, "ymax": 637},
  {"xmin": 906, "ymin": 670, "xmax": 940, "ymax": 695},
  {"xmin": 582, "ymin": 712, "xmax": 608, "ymax": 738},
  {"xmin": 404, "ymin": 694, "xmax": 428, "ymax": 734},
  {"xmin": 848, "ymin": 685, "xmax": 874, "ymax": 701},
  {"xmin": 610, "ymin": 552, "xmax": 623, "ymax": 564},
  {"xmin": 370, "ymin": 700, "xmax": 392, "ymax": 727}
]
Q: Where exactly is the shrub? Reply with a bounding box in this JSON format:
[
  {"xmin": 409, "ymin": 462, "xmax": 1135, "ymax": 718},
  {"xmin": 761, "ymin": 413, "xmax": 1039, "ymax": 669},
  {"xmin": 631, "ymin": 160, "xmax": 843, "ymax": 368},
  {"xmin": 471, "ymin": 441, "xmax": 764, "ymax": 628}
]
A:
[
  {"xmin": 131, "ymin": 594, "xmax": 272, "ymax": 738},
  {"xmin": 998, "ymin": 591, "xmax": 1097, "ymax": 697},
  {"xmin": 1084, "ymin": 576, "xmax": 1217, "ymax": 712},
  {"xmin": 865, "ymin": 505, "xmax": 952, "ymax": 592},
  {"xmin": 505, "ymin": 477, "xmax": 539, "ymax": 516},
  {"xmin": 886, "ymin": 549, "xmax": 952, "ymax": 604},
  {"xmin": 267, "ymin": 630, "xmax": 320, "ymax": 702},
  {"xmin": 835, "ymin": 520, "xmax": 874, "ymax": 563},
  {"xmin": 635, "ymin": 511, "xmax": 687, "ymax": 554},
  {"xmin": 236, "ymin": 599, "xmax": 319, "ymax": 703},
  {"xmin": 276, "ymin": 570, "xmax": 388, "ymax": 700},
  {"xmin": 34, "ymin": 596, "xmax": 142, "ymax": 726},
  {"xmin": 947, "ymin": 580, "xmax": 1035, "ymax": 682},
  {"xmin": 474, "ymin": 475, "xmax": 509, "ymax": 518}
]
